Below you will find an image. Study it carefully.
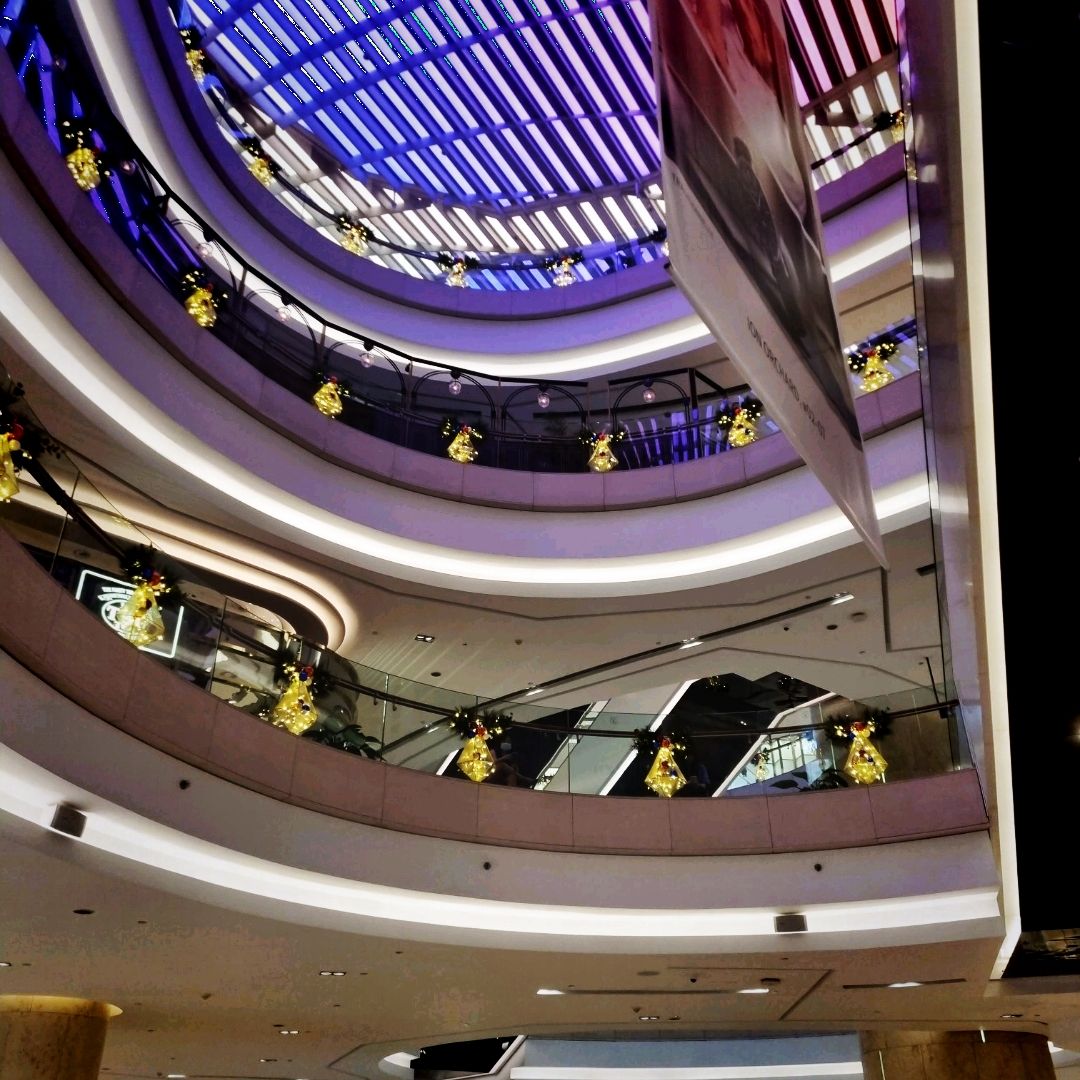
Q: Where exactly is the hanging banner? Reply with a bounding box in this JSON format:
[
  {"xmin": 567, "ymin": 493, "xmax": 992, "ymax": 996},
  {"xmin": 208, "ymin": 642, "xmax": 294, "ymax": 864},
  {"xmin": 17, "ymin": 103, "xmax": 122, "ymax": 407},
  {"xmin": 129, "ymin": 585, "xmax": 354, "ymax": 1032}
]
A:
[{"xmin": 652, "ymin": 0, "xmax": 886, "ymax": 566}]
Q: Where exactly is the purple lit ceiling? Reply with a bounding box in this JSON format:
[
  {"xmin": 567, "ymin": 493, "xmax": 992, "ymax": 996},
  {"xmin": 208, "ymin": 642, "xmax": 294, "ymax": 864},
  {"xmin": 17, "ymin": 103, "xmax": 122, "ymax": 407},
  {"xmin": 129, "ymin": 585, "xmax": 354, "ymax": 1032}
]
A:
[{"xmin": 177, "ymin": 0, "xmax": 901, "ymax": 290}]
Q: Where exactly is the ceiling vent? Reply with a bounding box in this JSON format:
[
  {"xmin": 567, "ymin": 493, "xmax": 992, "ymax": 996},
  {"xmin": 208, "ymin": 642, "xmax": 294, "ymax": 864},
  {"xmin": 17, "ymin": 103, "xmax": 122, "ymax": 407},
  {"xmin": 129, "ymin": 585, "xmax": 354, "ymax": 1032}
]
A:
[{"xmin": 774, "ymin": 913, "xmax": 808, "ymax": 934}]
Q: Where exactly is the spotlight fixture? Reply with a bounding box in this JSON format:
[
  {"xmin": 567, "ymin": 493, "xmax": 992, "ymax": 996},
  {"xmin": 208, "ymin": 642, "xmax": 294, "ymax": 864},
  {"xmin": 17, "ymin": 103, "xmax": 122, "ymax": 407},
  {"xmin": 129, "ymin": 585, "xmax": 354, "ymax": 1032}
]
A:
[
  {"xmin": 119, "ymin": 159, "xmax": 137, "ymax": 175},
  {"xmin": 642, "ymin": 382, "xmax": 656, "ymax": 403},
  {"xmin": 279, "ymin": 1029, "xmax": 300, "ymax": 1035},
  {"xmin": 414, "ymin": 634, "xmax": 435, "ymax": 643},
  {"xmin": 319, "ymin": 970, "xmax": 347, "ymax": 976},
  {"xmin": 537, "ymin": 389, "xmax": 551, "ymax": 409},
  {"xmin": 638, "ymin": 1015, "xmax": 661, "ymax": 1022},
  {"xmin": 448, "ymin": 376, "xmax": 463, "ymax": 395},
  {"xmin": 276, "ymin": 303, "xmax": 290, "ymax": 322},
  {"xmin": 359, "ymin": 350, "xmax": 376, "ymax": 368},
  {"xmin": 196, "ymin": 241, "xmax": 213, "ymax": 259}
]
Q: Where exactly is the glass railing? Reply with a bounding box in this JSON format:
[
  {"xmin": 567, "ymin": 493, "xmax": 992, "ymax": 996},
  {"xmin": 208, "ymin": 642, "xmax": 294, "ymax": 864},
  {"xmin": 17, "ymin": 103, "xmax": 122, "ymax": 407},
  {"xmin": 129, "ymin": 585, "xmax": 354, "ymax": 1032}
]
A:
[
  {"xmin": 2, "ymin": 363, "xmax": 965, "ymax": 798},
  {"xmin": 0, "ymin": 0, "xmax": 920, "ymax": 476}
]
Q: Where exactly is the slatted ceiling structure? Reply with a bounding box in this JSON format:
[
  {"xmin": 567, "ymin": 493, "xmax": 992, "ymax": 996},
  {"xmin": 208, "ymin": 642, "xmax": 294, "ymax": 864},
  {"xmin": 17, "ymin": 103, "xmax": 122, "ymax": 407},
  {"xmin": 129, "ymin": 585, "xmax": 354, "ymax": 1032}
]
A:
[{"xmin": 180, "ymin": 0, "xmax": 899, "ymax": 290}]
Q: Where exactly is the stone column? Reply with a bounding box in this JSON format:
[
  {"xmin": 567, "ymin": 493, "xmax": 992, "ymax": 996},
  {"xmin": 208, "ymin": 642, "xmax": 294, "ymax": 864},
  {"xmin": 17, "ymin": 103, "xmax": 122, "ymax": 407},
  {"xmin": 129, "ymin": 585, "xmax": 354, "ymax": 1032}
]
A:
[
  {"xmin": 0, "ymin": 995, "xmax": 122, "ymax": 1080},
  {"xmin": 859, "ymin": 1029, "xmax": 1055, "ymax": 1079}
]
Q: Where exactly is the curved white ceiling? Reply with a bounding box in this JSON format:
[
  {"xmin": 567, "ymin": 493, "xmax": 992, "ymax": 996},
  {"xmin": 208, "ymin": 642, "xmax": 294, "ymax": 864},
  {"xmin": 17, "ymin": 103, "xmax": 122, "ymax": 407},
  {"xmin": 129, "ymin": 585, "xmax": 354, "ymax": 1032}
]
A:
[{"xmin": 1, "ymin": 222, "xmax": 927, "ymax": 597}]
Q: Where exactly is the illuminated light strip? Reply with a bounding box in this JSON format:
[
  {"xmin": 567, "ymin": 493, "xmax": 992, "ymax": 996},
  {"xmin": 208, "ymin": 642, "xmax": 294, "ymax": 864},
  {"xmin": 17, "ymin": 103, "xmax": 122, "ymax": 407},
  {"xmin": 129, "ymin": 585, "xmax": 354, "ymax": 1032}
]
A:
[
  {"xmin": 0, "ymin": 748, "xmax": 1000, "ymax": 942},
  {"xmin": 511, "ymin": 1068, "xmax": 862, "ymax": 1079},
  {"xmin": 829, "ymin": 219, "xmax": 910, "ymax": 282}
]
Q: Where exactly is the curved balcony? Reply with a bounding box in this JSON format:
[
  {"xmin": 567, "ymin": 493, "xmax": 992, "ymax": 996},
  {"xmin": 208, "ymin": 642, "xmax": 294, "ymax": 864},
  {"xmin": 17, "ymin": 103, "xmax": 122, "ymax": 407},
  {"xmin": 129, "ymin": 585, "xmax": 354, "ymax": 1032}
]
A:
[
  {"xmin": 0, "ymin": 8, "xmax": 923, "ymax": 535},
  {"xmin": 0, "ymin": 521, "xmax": 987, "ymax": 858}
]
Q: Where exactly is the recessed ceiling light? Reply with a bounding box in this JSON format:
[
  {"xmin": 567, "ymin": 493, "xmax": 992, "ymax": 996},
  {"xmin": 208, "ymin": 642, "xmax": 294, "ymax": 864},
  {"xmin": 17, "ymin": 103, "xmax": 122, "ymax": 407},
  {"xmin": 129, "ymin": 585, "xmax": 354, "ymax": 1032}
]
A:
[
  {"xmin": 1000, "ymin": 1013, "xmax": 1022, "ymax": 1019},
  {"xmin": 678, "ymin": 638, "xmax": 704, "ymax": 649},
  {"xmin": 887, "ymin": 981, "xmax": 923, "ymax": 988},
  {"xmin": 525, "ymin": 687, "xmax": 545, "ymax": 696},
  {"xmin": 167, "ymin": 1074, "xmax": 187, "ymax": 1078},
  {"xmin": 279, "ymin": 1029, "xmax": 300, "ymax": 1035},
  {"xmin": 318, "ymin": 970, "xmax": 347, "ymax": 976},
  {"xmin": 414, "ymin": 634, "xmax": 435, "ymax": 642},
  {"xmin": 536, "ymin": 988, "xmax": 564, "ymax": 995},
  {"xmin": 638, "ymin": 1015, "xmax": 661, "ymax": 1021},
  {"xmin": 0, "ymin": 962, "xmax": 11, "ymax": 968},
  {"xmin": 737, "ymin": 987, "xmax": 770, "ymax": 994}
]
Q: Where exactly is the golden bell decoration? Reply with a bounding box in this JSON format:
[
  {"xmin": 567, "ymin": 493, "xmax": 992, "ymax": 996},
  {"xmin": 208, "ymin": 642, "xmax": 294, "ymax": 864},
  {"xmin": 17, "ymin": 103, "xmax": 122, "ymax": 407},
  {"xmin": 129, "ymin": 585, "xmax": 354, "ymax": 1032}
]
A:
[
  {"xmin": 859, "ymin": 349, "xmax": 895, "ymax": 393},
  {"xmin": 248, "ymin": 155, "xmax": 273, "ymax": 186},
  {"xmin": 587, "ymin": 432, "xmax": 619, "ymax": 473},
  {"xmin": 312, "ymin": 377, "xmax": 344, "ymax": 418},
  {"xmin": 890, "ymin": 109, "xmax": 905, "ymax": 143},
  {"xmin": 185, "ymin": 47, "xmax": 207, "ymax": 81},
  {"xmin": 837, "ymin": 720, "xmax": 888, "ymax": 784},
  {"xmin": 114, "ymin": 571, "xmax": 168, "ymax": 648},
  {"xmin": 552, "ymin": 256, "xmax": 577, "ymax": 287},
  {"xmin": 727, "ymin": 406, "xmax": 759, "ymax": 447},
  {"xmin": 445, "ymin": 259, "xmax": 468, "ymax": 287},
  {"xmin": 66, "ymin": 145, "xmax": 101, "ymax": 191},
  {"xmin": 644, "ymin": 736, "xmax": 687, "ymax": 798},
  {"xmin": 339, "ymin": 223, "xmax": 370, "ymax": 256},
  {"xmin": 1, "ymin": 424, "xmax": 24, "ymax": 503},
  {"xmin": 271, "ymin": 664, "xmax": 318, "ymax": 735},
  {"xmin": 456, "ymin": 718, "xmax": 499, "ymax": 783},
  {"xmin": 446, "ymin": 424, "xmax": 480, "ymax": 464},
  {"xmin": 184, "ymin": 284, "xmax": 218, "ymax": 328},
  {"xmin": 847, "ymin": 340, "xmax": 897, "ymax": 393}
]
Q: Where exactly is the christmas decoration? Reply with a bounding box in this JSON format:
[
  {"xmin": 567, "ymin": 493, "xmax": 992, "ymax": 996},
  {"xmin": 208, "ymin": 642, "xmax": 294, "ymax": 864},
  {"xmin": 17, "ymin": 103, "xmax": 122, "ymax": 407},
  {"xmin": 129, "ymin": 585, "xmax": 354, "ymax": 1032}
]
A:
[
  {"xmin": 644, "ymin": 735, "xmax": 687, "ymax": 798},
  {"xmin": 60, "ymin": 124, "xmax": 101, "ymax": 191},
  {"xmin": 114, "ymin": 567, "xmax": 169, "ymax": 648},
  {"xmin": 443, "ymin": 420, "xmax": 481, "ymax": 463},
  {"xmin": 718, "ymin": 397, "xmax": 764, "ymax": 448},
  {"xmin": 889, "ymin": 109, "xmax": 905, "ymax": 143},
  {"xmin": 450, "ymin": 709, "xmax": 510, "ymax": 783},
  {"xmin": 180, "ymin": 28, "xmax": 207, "ymax": 81},
  {"xmin": 182, "ymin": 271, "xmax": 221, "ymax": 327},
  {"xmin": 337, "ymin": 216, "xmax": 371, "ymax": 256},
  {"xmin": 846, "ymin": 339, "xmax": 898, "ymax": 393},
  {"xmin": 240, "ymin": 139, "xmax": 275, "ymax": 186},
  {"xmin": 544, "ymin": 253, "xmax": 582, "ymax": 287},
  {"xmin": 0, "ymin": 422, "xmax": 24, "ymax": 503},
  {"xmin": 583, "ymin": 429, "xmax": 624, "ymax": 473},
  {"xmin": 752, "ymin": 749, "xmax": 770, "ymax": 781},
  {"xmin": 271, "ymin": 664, "xmax": 318, "ymax": 735},
  {"xmin": 312, "ymin": 375, "xmax": 345, "ymax": 418},
  {"xmin": 439, "ymin": 254, "xmax": 478, "ymax": 288},
  {"xmin": 833, "ymin": 718, "xmax": 888, "ymax": 784}
]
